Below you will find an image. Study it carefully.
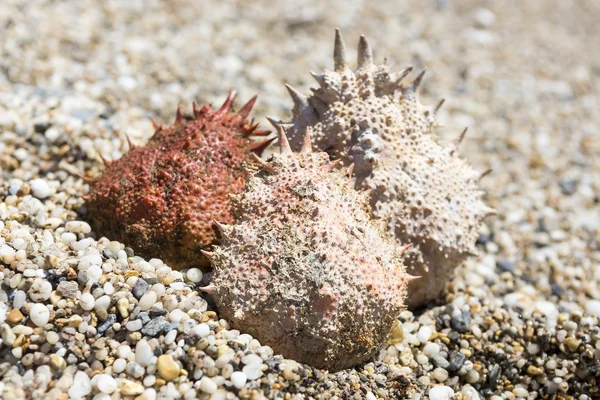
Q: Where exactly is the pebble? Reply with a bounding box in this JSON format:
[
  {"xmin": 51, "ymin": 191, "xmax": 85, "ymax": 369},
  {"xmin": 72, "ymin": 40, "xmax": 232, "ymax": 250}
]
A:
[
  {"xmin": 429, "ymin": 385, "xmax": 454, "ymax": 400},
  {"xmin": 80, "ymin": 293, "xmax": 95, "ymax": 311},
  {"xmin": 136, "ymin": 339, "xmax": 153, "ymax": 367},
  {"xmin": 119, "ymin": 379, "xmax": 145, "ymax": 396},
  {"xmin": 7, "ymin": 309, "xmax": 23, "ymax": 324},
  {"xmin": 230, "ymin": 371, "xmax": 247, "ymax": 389},
  {"xmin": 157, "ymin": 354, "xmax": 180, "ymax": 381},
  {"xmin": 29, "ymin": 179, "xmax": 51, "ymax": 199},
  {"xmin": 199, "ymin": 376, "xmax": 218, "ymax": 394},
  {"xmin": 29, "ymin": 303, "xmax": 50, "ymax": 327},
  {"xmin": 186, "ymin": 268, "xmax": 203, "ymax": 283},
  {"xmin": 91, "ymin": 374, "xmax": 117, "ymax": 394},
  {"xmin": 68, "ymin": 371, "xmax": 92, "ymax": 399}
]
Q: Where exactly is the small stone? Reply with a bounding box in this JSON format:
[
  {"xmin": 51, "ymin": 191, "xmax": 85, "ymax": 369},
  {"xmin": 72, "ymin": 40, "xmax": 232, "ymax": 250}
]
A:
[
  {"xmin": 0, "ymin": 245, "xmax": 16, "ymax": 264},
  {"xmin": 117, "ymin": 298, "xmax": 130, "ymax": 318},
  {"xmin": 50, "ymin": 354, "xmax": 67, "ymax": 370},
  {"xmin": 431, "ymin": 354, "xmax": 450, "ymax": 369},
  {"xmin": 139, "ymin": 291, "xmax": 157, "ymax": 311},
  {"xmin": 242, "ymin": 364, "xmax": 263, "ymax": 380},
  {"xmin": 46, "ymin": 331, "xmax": 59, "ymax": 345},
  {"xmin": 527, "ymin": 365, "xmax": 544, "ymax": 376},
  {"xmin": 136, "ymin": 339, "xmax": 153, "ymax": 367},
  {"xmin": 132, "ymin": 279, "xmax": 149, "ymax": 299},
  {"xmin": 164, "ymin": 330, "xmax": 177, "ymax": 345},
  {"xmin": 126, "ymin": 319, "xmax": 143, "ymax": 331},
  {"xmin": 29, "ymin": 179, "xmax": 51, "ymax": 199},
  {"xmin": 141, "ymin": 316, "xmax": 168, "ymax": 337},
  {"xmin": 186, "ymin": 268, "xmax": 203, "ymax": 283},
  {"xmin": 199, "ymin": 376, "xmax": 217, "ymax": 394},
  {"xmin": 157, "ymin": 354, "xmax": 180, "ymax": 381},
  {"xmin": 91, "ymin": 374, "xmax": 117, "ymax": 394},
  {"xmin": 28, "ymin": 278, "xmax": 52, "ymax": 302},
  {"xmin": 429, "ymin": 385, "xmax": 454, "ymax": 400},
  {"xmin": 112, "ymin": 358, "xmax": 127, "ymax": 374},
  {"xmin": 417, "ymin": 326, "xmax": 434, "ymax": 343},
  {"xmin": 57, "ymin": 281, "xmax": 79, "ymax": 298},
  {"xmin": 496, "ymin": 259, "xmax": 515, "ymax": 273},
  {"xmin": 119, "ymin": 379, "xmax": 144, "ymax": 396},
  {"xmin": 80, "ymin": 293, "xmax": 95, "ymax": 311},
  {"xmin": 7, "ymin": 308, "xmax": 23, "ymax": 324},
  {"xmin": 451, "ymin": 310, "xmax": 471, "ymax": 333},
  {"xmin": 432, "ymin": 367, "xmax": 449, "ymax": 382},
  {"xmin": 193, "ymin": 323, "xmax": 210, "ymax": 338},
  {"xmin": 565, "ymin": 337, "xmax": 582, "ymax": 352},
  {"xmin": 126, "ymin": 361, "xmax": 145, "ymax": 378},
  {"xmin": 30, "ymin": 303, "xmax": 50, "ymax": 327},
  {"xmin": 68, "ymin": 371, "xmax": 92, "ymax": 399},
  {"xmin": 230, "ymin": 371, "xmax": 247, "ymax": 389}
]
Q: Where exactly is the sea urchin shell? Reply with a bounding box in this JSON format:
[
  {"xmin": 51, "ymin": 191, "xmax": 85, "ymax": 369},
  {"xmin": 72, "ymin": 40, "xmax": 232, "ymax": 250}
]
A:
[
  {"xmin": 85, "ymin": 92, "xmax": 272, "ymax": 269},
  {"xmin": 207, "ymin": 127, "xmax": 411, "ymax": 371}
]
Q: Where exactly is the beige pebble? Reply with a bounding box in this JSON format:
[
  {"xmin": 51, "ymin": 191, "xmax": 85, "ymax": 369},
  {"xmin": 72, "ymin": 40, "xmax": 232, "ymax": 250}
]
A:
[
  {"xmin": 7, "ymin": 309, "xmax": 23, "ymax": 324},
  {"xmin": 157, "ymin": 354, "xmax": 180, "ymax": 381}
]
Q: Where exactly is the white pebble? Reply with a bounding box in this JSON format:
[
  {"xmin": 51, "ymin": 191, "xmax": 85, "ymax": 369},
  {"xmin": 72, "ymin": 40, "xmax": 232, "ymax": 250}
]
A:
[
  {"xmin": 585, "ymin": 300, "xmax": 600, "ymax": 318},
  {"xmin": 68, "ymin": 371, "xmax": 92, "ymax": 399},
  {"xmin": 28, "ymin": 278, "xmax": 52, "ymax": 302},
  {"xmin": 164, "ymin": 330, "xmax": 177, "ymax": 345},
  {"xmin": 112, "ymin": 358, "xmax": 126, "ymax": 373},
  {"xmin": 241, "ymin": 354, "xmax": 262, "ymax": 366},
  {"xmin": 230, "ymin": 371, "xmax": 247, "ymax": 389},
  {"xmin": 417, "ymin": 325, "xmax": 434, "ymax": 343},
  {"xmin": 126, "ymin": 320, "xmax": 143, "ymax": 331},
  {"xmin": 199, "ymin": 376, "xmax": 217, "ymax": 394},
  {"xmin": 91, "ymin": 374, "xmax": 117, "ymax": 394},
  {"xmin": 46, "ymin": 331, "xmax": 59, "ymax": 345},
  {"xmin": 136, "ymin": 339, "xmax": 153, "ymax": 367},
  {"xmin": 429, "ymin": 385, "xmax": 454, "ymax": 400},
  {"xmin": 13, "ymin": 290, "xmax": 26, "ymax": 309},
  {"xmin": 65, "ymin": 221, "xmax": 92, "ymax": 234},
  {"xmin": 192, "ymin": 323, "xmax": 210, "ymax": 337},
  {"xmin": 80, "ymin": 293, "xmax": 95, "ymax": 311},
  {"xmin": 30, "ymin": 303, "xmax": 50, "ymax": 327},
  {"xmin": 29, "ymin": 179, "xmax": 51, "ymax": 199},
  {"xmin": 94, "ymin": 295, "xmax": 111, "ymax": 311},
  {"xmin": 186, "ymin": 268, "xmax": 203, "ymax": 283},
  {"xmin": 242, "ymin": 364, "xmax": 263, "ymax": 380},
  {"xmin": 0, "ymin": 245, "xmax": 16, "ymax": 264},
  {"xmin": 139, "ymin": 291, "xmax": 158, "ymax": 311}
]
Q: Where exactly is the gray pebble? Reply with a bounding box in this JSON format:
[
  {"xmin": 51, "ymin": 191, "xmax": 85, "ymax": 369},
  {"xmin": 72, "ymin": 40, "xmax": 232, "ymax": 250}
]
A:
[{"xmin": 132, "ymin": 279, "xmax": 149, "ymax": 299}]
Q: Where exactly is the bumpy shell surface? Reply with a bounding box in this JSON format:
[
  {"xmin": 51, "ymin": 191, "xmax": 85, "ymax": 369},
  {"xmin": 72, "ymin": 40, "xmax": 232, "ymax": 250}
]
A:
[
  {"xmin": 275, "ymin": 30, "xmax": 496, "ymax": 308},
  {"xmin": 208, "ymin": 129, "xmax": 411, "ymax": 371},
  {"xmin": 85, "ymin": 92, "xmax": 271, "ymax": 269}
]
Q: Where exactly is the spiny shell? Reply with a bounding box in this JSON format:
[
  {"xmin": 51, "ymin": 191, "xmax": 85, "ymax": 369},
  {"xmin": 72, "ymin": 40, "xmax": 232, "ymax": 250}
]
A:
[
  {"xmin": 207, "ymin": 129, "xmax": 411, "ymax": 371},
  {"xmin": 85, "ymin": 92, "xmax": 272, "ymax": 269},
  {"xmin": 274, "ymin": 30, "xmax": 496, "ymax": 308}
]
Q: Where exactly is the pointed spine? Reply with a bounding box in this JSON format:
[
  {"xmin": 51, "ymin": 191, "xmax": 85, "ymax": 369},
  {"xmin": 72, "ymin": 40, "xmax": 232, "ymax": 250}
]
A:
[
  {"xmin": 249, "ymin": 137, "xmax": 276, "ymax": 154},
  {"xmin": 285, "ymin": 84, "xmax": 309, "ymax": 116},
  {"xmin": 250, "ymin": 152, "xmax": 277, "ymax": 174},
  {"xmin": 99, "ymin": 155, "xmax": 111, "ymax": 167},
  {"xmin": 300, "ymin": 128, "xmax": 313, "ymax": 154},
  {"xmin": 434, "ymin": 98, "xmax": 446, "ymax": 115},
  {"xmin": 393, "ymin": 66, "xmax": 413, "ymax": 88},
  {"xmin": 333, "ymin": 28, "xmax": 348, "ymax": 72},
  {"xmin": 357, "ymin": 35, "xmax": 373, "ymax": 69},
  {"xmin": 310, "ymin": 71, "xmax": 326, "ymax": 87},
  {"xmin": 478, "ymin": 168, "xmax": 492, "ymax": 181},
  {"xmin": 125, "ymin": 134, "xmax": 136, "ymax": 151},
  {"xmin": 236, "ymin": 95, "xmax": 257, "ymax": 119},
  {"xmin": 200, "ymin": 284, "xmax": 215, "ymax": 294},
  {"xmin": 411, "ymin": 69, "xmax": 426, "ymax": 91},
  {"xmin": 175, "ymin": 103, "xmax": 184, "ymax": 123},
  {"xmin": 268, "ymin": 118, "xmax": 292, "ymax": 155},
  {"xmin": 215, "ymin": 90, "xmax": 237, "ymax": 117},
  {"xmin": 192, "ymin": 102, "xmax": 202, "ymax": 119}
]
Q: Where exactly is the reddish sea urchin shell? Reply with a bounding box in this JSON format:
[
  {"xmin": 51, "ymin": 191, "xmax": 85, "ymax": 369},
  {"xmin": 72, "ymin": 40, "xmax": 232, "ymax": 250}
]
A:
[{"xmin": 85, "ymin": 92, "xmax": 272, "ymax": 269}]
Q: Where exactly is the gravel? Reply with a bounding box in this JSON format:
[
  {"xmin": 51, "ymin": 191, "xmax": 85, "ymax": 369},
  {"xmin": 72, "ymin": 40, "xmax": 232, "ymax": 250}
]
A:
[{"xmin": 1, "ymin": 0, "xmax": 599, "ymax": 399}]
